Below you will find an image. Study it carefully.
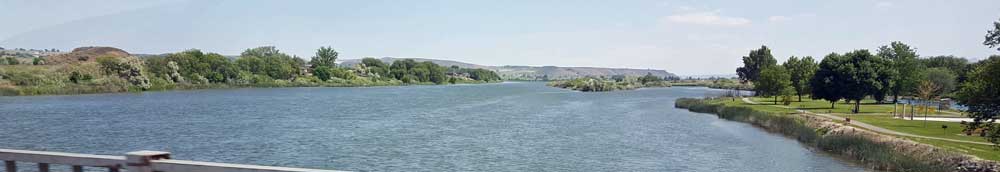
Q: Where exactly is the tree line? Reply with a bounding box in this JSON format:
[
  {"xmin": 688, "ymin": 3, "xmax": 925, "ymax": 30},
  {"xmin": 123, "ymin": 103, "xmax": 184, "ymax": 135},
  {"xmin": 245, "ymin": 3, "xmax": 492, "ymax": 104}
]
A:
[
  {"xmin": 737, "ymin": 18, "xmax": 1000, "ymax": 145},
  {"xmin": 1, "ymin": 45, "xmax": 502, "ymax": 95},
  {"xmin": 143, "ymin": 46, "xmax": 502, "ymax": 87}
]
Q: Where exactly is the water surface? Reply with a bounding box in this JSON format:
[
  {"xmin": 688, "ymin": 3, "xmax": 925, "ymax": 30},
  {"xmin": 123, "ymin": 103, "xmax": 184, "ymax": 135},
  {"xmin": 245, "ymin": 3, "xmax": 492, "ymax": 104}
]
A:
[{"xmin": 0, "ymin": 82, "xmax": 865, "ymax": 171}]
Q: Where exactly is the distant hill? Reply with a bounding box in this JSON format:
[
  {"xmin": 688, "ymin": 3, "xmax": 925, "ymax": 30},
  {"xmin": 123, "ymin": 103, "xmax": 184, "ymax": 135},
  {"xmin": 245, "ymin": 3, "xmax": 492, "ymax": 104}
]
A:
[
  {"xmin": 339, "ymin": 57, "xmax": 677, "ymax": 80},
  {"xmin": 494, "ymin": 65, "xmax": 675, "ymax": 80},
  {"xmin": 44, "ymin": 47, "xmax": 130, "ymax": 64}
]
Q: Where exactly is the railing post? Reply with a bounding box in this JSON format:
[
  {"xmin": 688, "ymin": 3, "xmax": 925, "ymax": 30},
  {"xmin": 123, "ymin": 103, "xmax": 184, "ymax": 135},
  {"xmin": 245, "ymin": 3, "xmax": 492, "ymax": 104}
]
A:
[
  {"xmin": 4, "ymin": 161, "xmax": 14, "ymax": 172},
  {"xmin": 125, "ymin": 151, "xmax": 170, "ymax": 172}
]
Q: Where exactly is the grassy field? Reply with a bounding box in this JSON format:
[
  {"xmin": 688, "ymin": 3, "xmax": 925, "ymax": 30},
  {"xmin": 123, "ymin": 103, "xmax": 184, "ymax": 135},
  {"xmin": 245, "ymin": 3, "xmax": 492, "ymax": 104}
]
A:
[
  {"xmin": 726, "ymin": 96, "xmax": 999, "ymax": 161},
  {"xmin": 750, "ymin": 97, "xmax": 896, "ymax": 114},
  {"xmin": 838, "ymin": 115, "xmax": 987, "ymax": 143},
  {"xmin": 908, "ymin": 137, "xmax": 1000, "ymax": 161}
]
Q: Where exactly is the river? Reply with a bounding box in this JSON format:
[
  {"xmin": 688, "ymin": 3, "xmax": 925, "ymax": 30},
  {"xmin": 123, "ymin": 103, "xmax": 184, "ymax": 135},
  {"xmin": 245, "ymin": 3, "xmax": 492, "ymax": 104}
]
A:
[{"xmin": 0, "ymin": 82, "xmax": 866, "ymax": 171}]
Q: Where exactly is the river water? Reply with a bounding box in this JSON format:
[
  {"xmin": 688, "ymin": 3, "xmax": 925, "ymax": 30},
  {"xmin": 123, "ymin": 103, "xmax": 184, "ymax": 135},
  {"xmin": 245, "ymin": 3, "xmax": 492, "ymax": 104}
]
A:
[{"xmin": 0, "ymin": 82, "xmax": 866, "ymax": 171}]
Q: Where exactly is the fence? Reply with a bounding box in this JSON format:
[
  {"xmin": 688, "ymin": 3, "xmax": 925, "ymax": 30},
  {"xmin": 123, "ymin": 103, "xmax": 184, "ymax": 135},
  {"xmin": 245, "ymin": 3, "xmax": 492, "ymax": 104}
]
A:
[{"xmin": 0, "ymin": 149, "xmax": 345, "ymax": 172}]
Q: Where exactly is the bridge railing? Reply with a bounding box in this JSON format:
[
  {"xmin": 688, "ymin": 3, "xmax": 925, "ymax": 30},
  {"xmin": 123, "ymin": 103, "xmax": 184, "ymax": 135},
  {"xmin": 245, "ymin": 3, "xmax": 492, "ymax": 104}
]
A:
[{"xmin": 0, "ymin": 149, "xmax": 345, "ymax": 172}]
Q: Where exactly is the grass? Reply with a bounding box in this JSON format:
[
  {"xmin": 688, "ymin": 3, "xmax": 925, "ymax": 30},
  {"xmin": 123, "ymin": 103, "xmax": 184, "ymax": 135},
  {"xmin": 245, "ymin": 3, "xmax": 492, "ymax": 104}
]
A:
[
  {"xmin": 750, "ymin": 96, "xmax": 896, "ymax": 114},
  {"xmin": 729, "ymin": 96, "xmax": 1000, "ymax": 161},
  {"xmin": 840, "ymin": 115, "xmax": 988, "ymax": 143},
  {"xmin": 908, "ymin": 137, "xmax": 1000, "ymax": 161},
  {"xmin": 676, "ymin": 98, "xmax": 954, "ymax": 171}
]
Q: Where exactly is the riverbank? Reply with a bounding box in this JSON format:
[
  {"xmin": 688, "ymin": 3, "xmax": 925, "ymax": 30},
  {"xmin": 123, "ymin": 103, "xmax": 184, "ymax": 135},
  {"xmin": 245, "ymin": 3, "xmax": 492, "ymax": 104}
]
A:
[
  {"xmin": 0, "ymin": 74, "xmax": 500, "ymax": 96},
  {"xmin": 675, "ymin": 98, "xmax": 999, "ymax": 172},
  {"xmin": 0, "ymin": 47, "xmax": 503, "ymax": 96},
  {"xmin": 546, "ymin": 77, "xmax": 670, "ymax": 92}
]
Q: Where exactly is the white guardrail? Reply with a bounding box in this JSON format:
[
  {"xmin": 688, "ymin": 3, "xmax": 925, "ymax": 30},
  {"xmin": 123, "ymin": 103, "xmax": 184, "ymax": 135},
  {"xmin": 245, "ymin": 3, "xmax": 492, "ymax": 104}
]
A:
[{"xmin": 0, "ymin": 149, "xmax": 346, "ymax": 172}]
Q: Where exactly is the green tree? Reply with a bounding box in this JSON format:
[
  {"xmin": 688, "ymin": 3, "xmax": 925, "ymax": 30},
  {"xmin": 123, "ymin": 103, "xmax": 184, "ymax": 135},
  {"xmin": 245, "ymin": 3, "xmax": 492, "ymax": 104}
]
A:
[
  {"xmin": 811, "ymin": 51, "xmax": 893, "ymax": 111},
  {"xmin": 920, "ymin": 56, "xmax": 968, "ymax": 75},
  {"xmin": 736, "ymin": 45, "xmax": 777, "ymax": 84},
  {"xmin": 877, "ymin": 41, "xmax": 918, "ymax": 103},
  {"xmin": 843, "ymin": 50, "xmax": 893, "ymax": 113},
  {"xmin": 361, "ymin": 57, "xmax": 389, "ymax": 77},
  {"xmin": 924, "ymin": 68, "xmax": 957, "ymax": 96},
  {"xmin": 4, "ymin": 57, "xmax": 19, "ymax": 65},
  {"xmin": 313, "ymin": 66, "xmax": 333, "ymax": 81},
  {"xmin": 389, "ymin": 59, "xmax": 418, "ymax": 80},
  {"xmin": 96, "ymin": 56, "xmax": 151, "ymax": 90},
  {"xmin": 956, "ymin": 56, "xmax": 1000, "ymax": 146},
  {"xmin": 639, "ymin": 72, "xmax": 663, "ymax": 84},
  {"xmin": 782, "ymin": 56, "xmax": 818, "ymax": 101},
  {"xmin": 985, "ymin": 18, "xmax": 1000, "ymax": 51},
  {"xmin": 151, "ymin": 50, "xmax": 238, "ymax": 83},
  {"xmin": 330, "ymin": 67, "xmax": 356, "ymax": 80},
  {"xmin": 237, "ymin": 46, "xmax": 301, "ymax": 80},
  {"xmin": 755, "ymin": 66, "xmax": 791, "ymax": 104},
  {"xmin": 32, "ymin": 58, "xmax": 44, "ymax": 65},
  {"xmin": 309, "ymin": 46, "xmax": 338, "ymax": 69}
]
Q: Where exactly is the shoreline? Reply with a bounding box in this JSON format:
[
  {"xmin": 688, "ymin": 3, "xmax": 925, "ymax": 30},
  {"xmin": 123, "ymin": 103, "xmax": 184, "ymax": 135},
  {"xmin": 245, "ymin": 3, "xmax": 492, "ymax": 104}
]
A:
[
  {"xmin": 675, "ymin": 98, "xmax": 999, "ymax": 172},
  {"xmin": 0, "ymin": 80, "xmax": 504, "ymax": 97}
]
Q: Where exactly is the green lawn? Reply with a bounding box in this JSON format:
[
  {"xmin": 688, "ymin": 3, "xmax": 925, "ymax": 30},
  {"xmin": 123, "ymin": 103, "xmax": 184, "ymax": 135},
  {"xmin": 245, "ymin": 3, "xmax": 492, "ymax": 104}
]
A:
[
  {"xmin": 907, "ymin": 137, "xmax": 1000, "ymax": 161},
  {"xmin": 708, "ymin": 98, "xmax": 798, "ymax": 114},
  {"xmin": 727, "ymin": 96, "xmax": 999, "ymax": 161},
  {"xmin": 750, "ymin": 97, "xmax": 896, "ymax": 114},
  {"xmin": 840, "ymin": 115, "xmax": 988, "ymax": 143}
]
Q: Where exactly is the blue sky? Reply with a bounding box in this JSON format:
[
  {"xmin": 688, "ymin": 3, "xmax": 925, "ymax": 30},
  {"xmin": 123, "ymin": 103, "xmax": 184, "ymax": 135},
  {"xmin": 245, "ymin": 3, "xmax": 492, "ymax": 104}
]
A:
[{"xmin": 2, "ymin": 0, "xmax": 999, "ymax": 75}]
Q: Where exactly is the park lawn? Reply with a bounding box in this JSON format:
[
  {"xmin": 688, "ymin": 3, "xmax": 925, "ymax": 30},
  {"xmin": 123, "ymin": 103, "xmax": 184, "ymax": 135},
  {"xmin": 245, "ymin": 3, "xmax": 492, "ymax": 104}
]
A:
[
  {"xmin": 709, "ymin": 98, "xmax": 798, "ymax": 114},
  {"xmin": 839, "ymin": 115, "xmax": 989, "ymax": 143},
  {"xmin": 719, "ymin": 96, "xmax": 1000, "ymax": 161},
  {"xmin": 907, "ymin": 137, "xmax": 1000, "ymax": 161},
  {"xmin": 750, "ymin": 96, "xmax": 896, "ymax": 114}
]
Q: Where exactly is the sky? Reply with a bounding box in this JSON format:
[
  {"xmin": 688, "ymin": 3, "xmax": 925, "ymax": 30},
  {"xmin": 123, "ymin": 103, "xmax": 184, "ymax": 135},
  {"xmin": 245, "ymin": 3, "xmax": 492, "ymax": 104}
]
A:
[{"xmin": 1, "ymin": 0, "xmax": 999, "ymax": 75}]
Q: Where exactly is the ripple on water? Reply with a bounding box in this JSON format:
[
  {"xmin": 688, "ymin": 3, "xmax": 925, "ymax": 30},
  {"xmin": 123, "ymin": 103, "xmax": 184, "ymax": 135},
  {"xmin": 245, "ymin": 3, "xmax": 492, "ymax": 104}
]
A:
[{"xmin": 0, "ymin": 83, "xmax": 867, "ymax": 171}]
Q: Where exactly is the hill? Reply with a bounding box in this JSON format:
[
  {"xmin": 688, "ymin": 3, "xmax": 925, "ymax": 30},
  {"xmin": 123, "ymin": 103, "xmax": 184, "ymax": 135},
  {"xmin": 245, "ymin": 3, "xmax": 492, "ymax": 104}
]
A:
[
  {"xmin": 339, "ymin": 57, "xmax": 677, "ymax": 80},
  {"xmin": 43, "ymin": 47, "xmax": 130, "ymax": 64}
]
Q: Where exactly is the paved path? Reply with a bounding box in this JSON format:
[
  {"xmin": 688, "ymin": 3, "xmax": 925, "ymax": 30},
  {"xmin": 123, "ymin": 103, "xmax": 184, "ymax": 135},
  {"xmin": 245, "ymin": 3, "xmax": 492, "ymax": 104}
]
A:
[{"xmin": 740, "ymin": 97, "xmax": 993, "ymax": 146}]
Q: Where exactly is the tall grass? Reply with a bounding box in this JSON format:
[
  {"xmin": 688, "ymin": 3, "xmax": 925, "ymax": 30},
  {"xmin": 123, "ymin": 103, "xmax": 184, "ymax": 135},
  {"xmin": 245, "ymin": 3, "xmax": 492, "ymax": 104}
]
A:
[{"xmin": 675, "ymin": 98, "xmax": 952, "ymax": 172}]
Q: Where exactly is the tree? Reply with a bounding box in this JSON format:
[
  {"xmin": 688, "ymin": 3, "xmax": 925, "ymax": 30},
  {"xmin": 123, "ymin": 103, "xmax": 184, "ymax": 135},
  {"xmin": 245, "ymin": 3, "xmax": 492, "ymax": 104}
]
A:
[
  {"xmin": 736, "ymin": 45, "xmax": 777, "ymax": 84},
  {"xmin": 924, "ymin": 68, "xmax": 956, "ymax": 96},
  {"xmin": 842, "ymin": 50, "xmax": 892, "ymax": 113},
  {"xmin": 920, "ymin": 56, "xmax": 968, "ymax": 75},
  {"xmin": 811, "ymin": 51, "xmax": 892, "ymax": 112},
  {"xmin": 3, "ymin": 57, "xmax": 19, "ymax": 65},
  {"xmin": 639, "ymin": 72, "xmax": 662, "ymax": 84},
  {"xmin": 97, "ymin": 56, "xmax": 151, "ymax": 90},
  {"xmin": 956, "ymin": 56, "xmax": 1000, "ymax": 145},
  {"xmin": 309, "ymin": 46, "xmax": 338, "ymax": 69},
  {"xmin": 32, "ymin": 58, "xmax": 44, "ymax": 65},
  {"xmin": 782, "ymin": 56, "xmax": 818, "ymax": 101},
  {"xmin": 237, "ymin": 46, "xmax": 301, "ymax": 80},
  {"xmin": 361, "ymin": 57, "xmax": 389, "ymax": 77},
  {"xmin": 877, "ymin": 41, "xmax": 919, "ymax": 103},
  {"xmin": 811, "ymin": 53, "xmax": 845, "ymax": 108},
  {"xmin": 755, "ymin": 66, "xmax": 791, "ymax": 104},
  {"xmin": 152, "ymin": 50, "xmax": 238, "ymax": 83},
  {"xmin": 986, "ymin": 18, "xmax": 1000, "ymax": 51},
  {"xmin": 313, "ymin": 66, "xmax": 333, "ymax": 81}
]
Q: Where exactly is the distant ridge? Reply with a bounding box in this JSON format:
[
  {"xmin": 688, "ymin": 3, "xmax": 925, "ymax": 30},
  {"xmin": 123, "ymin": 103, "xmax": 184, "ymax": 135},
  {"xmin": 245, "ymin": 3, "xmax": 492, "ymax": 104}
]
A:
[{"xmin": 340, "ymin": 57, "xmax": 677, "ymax": 80}]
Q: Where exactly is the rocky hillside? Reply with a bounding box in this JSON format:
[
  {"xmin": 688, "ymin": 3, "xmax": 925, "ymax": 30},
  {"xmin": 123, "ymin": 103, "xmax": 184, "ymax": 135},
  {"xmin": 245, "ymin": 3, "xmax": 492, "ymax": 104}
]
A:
[{"xmin": 340, "ymin": 57, "xmax": 677, "ymax": 80}]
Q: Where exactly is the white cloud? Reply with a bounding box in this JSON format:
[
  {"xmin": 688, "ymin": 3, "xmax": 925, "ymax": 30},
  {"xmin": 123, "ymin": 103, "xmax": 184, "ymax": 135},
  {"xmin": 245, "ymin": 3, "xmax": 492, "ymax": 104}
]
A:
[
  {"xmin": 768, "ymin": 16, "xmax": 790, "ymax": 22},
  {"xmin": 664, "ymin": 11, "xmax": 751, "ymax": 26}
]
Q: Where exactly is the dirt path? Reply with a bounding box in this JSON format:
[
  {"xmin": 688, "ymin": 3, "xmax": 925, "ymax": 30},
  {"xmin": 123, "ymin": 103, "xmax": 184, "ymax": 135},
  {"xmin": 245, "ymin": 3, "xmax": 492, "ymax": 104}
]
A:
[{"xmin": 740, "ymin": 97, "xmax": 993, "ymax": 146}]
